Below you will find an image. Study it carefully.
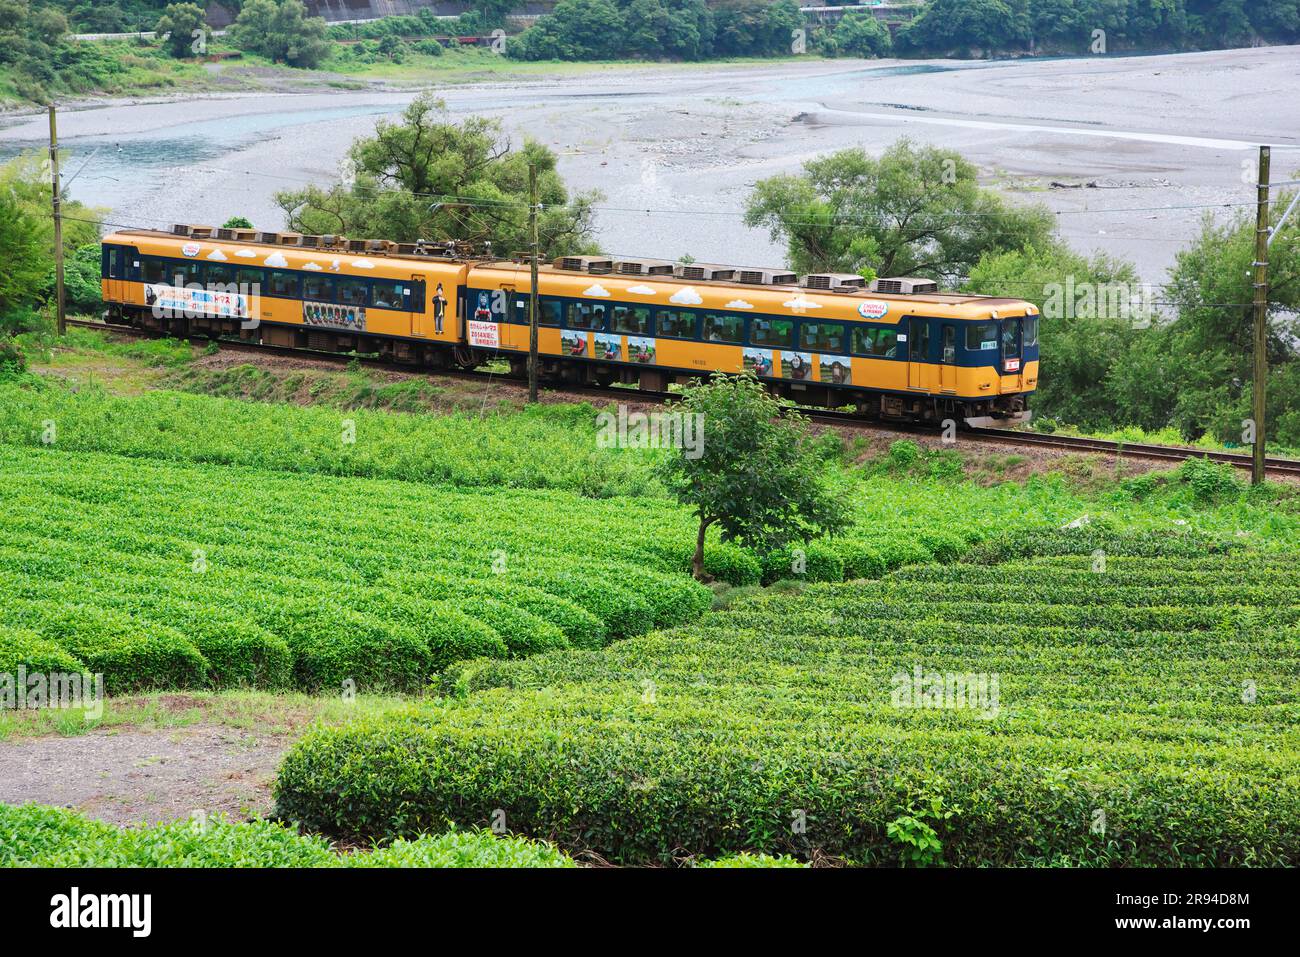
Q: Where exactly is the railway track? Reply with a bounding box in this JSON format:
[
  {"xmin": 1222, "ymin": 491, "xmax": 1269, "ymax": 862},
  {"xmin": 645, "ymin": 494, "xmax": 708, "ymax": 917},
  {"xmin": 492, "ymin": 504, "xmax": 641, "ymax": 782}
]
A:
[{"xmin": 64, "ymin": 319, "xmax": 1300, "ymax": 477}]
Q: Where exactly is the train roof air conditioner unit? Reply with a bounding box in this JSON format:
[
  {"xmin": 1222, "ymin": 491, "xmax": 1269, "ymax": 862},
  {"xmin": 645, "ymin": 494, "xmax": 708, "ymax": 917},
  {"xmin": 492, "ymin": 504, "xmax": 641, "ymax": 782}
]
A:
[
  {"xmin": 256, "ymin": 231, "xmax": 282, "ymax": 245},
  {"xmin": 737, "ymin": 268, "xmax": 798, "ymax": 286},
  {"xmin": 186, "ymin": 226, "xmax": 215, "ymax": 240},
  {"xmin": 870, "ymin": 277, "xmax": 940, "ymax": 295},
  {"xmin": 276, "ymin": 233, "xmax": 303, "ymax": 246},
  {"xmin": 802, "ymin": 273, "xmax": 866, "ymax": 291},
  {"xmin": 554, "ymin": 256, "xmax": 614, "ymax": 274},
  {"xmin": 614, "ymin": 258, "xmax": 675, "ymax": 276},
  {"xmin": 676, "ymin": 263, "xmax": 736, "ymax": 281}
]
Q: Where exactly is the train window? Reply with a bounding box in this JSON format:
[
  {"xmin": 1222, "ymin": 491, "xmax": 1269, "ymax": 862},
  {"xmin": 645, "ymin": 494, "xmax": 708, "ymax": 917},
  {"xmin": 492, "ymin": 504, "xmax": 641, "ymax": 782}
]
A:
[
  {"xmin": 372, "ymin": 280, "xmax": 405, "ymax": 309},
  {"xmin": 302, "ymin": 274, "xmax": 334, "ymax": 302},
  {"xmin": 538, "ymin": 298, "xmax": 562, "ymax": 326},
  {"xmin": 966, "ymin": 322, "xmax": 998, "ymax": 352},
  {"xmin": 170, "ymin": 261, "xmax": 201, "ymax": 286},
  {"xmin": 204, "ymin": 263, "xmax": 234, "ymax": 286},
  {"xmin": 851, "ymin": 327, "xmax": 898, "ymax": 358},
  {"xmin": 800, "ymin": 322, "xmax": 845, "ymax": 352},
  {"xmin": 702, "ymin": 314, "xmax": 744, "ymax": 343},
  {"xmin": 105, "ymin": 246, "xmax": 125, "ymax": 280},
  {"xmin": 1023, "ymin": 316, "xmax": 1038, "ymax": 347},
  {"xmin": 612, "ymin": 305, "xmax": 650, "ymax": 335},
  {"xmin": 1001, "ymin": 318, "xmax": 1021, "ymax": 358},
  {"xmin": 909, "ymin": 317, "xmax": 931, "ymax": 360},
  {"xmin": 567, "ymin": 302, "xmax": 606, "ymax": 330},
  {"xmin": 268, "ymin": 271, "xmax": 299, "ymax": 298},
  {"xmin": 750, "ymin": 318, "xmax": 793, "ymax": 348},
  {"xmin": 338, "ymin": 278, "xmax": 369, "ymax": 307},
  {"xmin": 655, "ymin": 309, "xmax": 697, "ymax": 339},
  {"xmin": 235, "ymin": 267, "xmax": 263, "ymax": 288},
  {"xmin": 140, "ymin": 258, "xmax": 168, "ymax": 284},
  {"xmin": 942, "ymin": 325, "xmax": 957, "ymax": 364}
]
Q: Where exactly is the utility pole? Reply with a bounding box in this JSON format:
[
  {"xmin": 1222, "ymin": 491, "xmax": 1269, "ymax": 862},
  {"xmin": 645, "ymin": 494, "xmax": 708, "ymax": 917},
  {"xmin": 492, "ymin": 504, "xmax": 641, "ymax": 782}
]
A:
[
  {"xmin": 1251, "ymin": 145, "xmax": 1270, "ymax": 486},
  {"xmin": 48, "ymin": 104, "xmax": 66, "ymax": 338},
  {"xmin": 527, "ymin": 162, "xmax": 540, "ymax": 404}
]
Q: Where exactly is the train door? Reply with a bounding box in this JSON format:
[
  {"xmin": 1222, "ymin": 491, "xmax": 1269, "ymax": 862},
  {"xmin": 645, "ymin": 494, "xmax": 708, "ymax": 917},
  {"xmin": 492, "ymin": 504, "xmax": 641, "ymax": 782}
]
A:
[
  {"xmin": 939, "ymin": 323, "xmax": 957, "ymax": 394},
  {"xmin": 408, "ymin": 276, "xmax": 428, "ymax": 337},
  {"xmin": 104, "ymin": 245, "xmax": 128, "ymax": 304},
  {"xmin": 1000, "ymin": 317, "xmax": 1024, "ymax": 392},
  {"xmin": 906, "ymin": 316, "xmax": 930, "ymax": 390}
]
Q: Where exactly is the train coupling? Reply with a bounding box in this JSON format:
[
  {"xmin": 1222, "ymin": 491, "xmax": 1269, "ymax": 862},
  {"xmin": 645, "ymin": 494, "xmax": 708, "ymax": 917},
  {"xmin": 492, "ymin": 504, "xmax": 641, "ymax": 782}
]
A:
[{"xmin": 964, "ymin": 410, "xmax": 1033, "ymax": 429}]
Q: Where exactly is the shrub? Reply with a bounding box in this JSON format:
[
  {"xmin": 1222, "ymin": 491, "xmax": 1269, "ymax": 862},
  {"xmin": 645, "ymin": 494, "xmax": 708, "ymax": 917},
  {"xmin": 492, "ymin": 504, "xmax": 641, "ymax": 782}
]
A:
[
  {"xmin": 0, "ymin": 804, "xmax": 576, "ymax": 868},
  {"xmin": 760, "ymin": 541, "xmax": 844, "ymax": 584},
  {"xmin": 348, "ymin": 830, "xmax": 574, "ymax": 868},
  {"xmin": 642, "ymin": 539, "xmax": 763, "ymax": 586},
  {"xmin": 833, "ymin": 541, "xmax": 886, "ymax": 580},
  {"xmin": 696, "ymin": 852, "xmax": 809, "ymax": 868},
  {"xmin": 0, "ymin": 626, "xmax": 86, "ymax": 676},
  {"xmin": 275, "ymin": 602, "xmax": 433, "ymax": 694},
  {"xmin": 3, "ymin": 603, "xmax": 207, "ymax": 694},
  {"xmin": 459, "ymin": 597, "xmax": 570, "ymax": 658}
]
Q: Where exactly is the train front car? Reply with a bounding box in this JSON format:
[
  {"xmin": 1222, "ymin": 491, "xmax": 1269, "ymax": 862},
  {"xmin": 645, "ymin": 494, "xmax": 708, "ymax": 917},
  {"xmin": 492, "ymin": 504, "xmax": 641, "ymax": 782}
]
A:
[{"xmin": 461, "ymin": 258, "xmax": 1038, "ymax": 426}]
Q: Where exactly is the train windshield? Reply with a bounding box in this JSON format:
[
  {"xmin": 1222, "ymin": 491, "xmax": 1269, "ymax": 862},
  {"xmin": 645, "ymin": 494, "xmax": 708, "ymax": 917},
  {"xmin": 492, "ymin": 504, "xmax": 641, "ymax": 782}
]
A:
[{"xmin": 1001, "ymin": 318, "xmax": 1021, "ymax": 358}]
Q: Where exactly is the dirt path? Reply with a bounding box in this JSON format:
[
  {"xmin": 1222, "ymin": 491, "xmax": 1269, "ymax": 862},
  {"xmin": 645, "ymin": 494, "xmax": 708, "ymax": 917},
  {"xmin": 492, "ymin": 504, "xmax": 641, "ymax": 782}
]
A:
[{"xmin": 0, "ymin": 722, "xmax": 295, "ymax": 826}]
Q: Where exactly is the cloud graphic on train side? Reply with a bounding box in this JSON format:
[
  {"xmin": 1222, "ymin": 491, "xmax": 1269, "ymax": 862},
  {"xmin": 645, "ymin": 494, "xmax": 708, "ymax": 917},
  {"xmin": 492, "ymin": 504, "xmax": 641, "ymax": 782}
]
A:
[
  {"xmin": 725, "ymin": 299, "xmax": 754, "ymax": 309},
  {"xmin": 235, "ymin": 249, "xmax": 256, "ymax": 258},
  {"xmin": 626, "ymin": 284, "xmax": 656, "ymax": 296},
  {"xmin": 352, "ymin": 259, "xmax": 376, "ymax": 269},
  {"xmin": 303, "ymin": 262, "xmax": 323, "ymax": 271},
  {"xmin": 583, "ymin": 284, "xmax": 611, "ymax": 297},
  {"xmin": 264, "ymin": 252, "xmax": 289, "ymax": 268},
  {"xmin": 783, "ymin": 295, "xmax": 822, "ymax": 311},
  {"xmin": 669, "ymin": 287, "xmax": 703, "ymax": 305},
  {"xmin": 206, "ymin": 250, "xmax": 228, "ymax": 261}
]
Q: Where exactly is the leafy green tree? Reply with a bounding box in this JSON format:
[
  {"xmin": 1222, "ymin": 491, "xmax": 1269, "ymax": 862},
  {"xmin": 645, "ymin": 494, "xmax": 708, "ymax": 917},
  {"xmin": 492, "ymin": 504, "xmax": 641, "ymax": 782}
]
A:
[
  {"xmin": 0, "ymin": 188, "xmax": 46, "ymax": 329},
  {"xmin": 512, "ymin": 0, "xmax": 624, "ymax": 59},
  {"xmin": 658, "ymin": 373, "xmax": 846, "ymax": 580},
  {"xmin": 155, "ymin": 2, "xmax": 206, "ymax": 59},
  {"xmin": 896, "ymin": 0, "xmax": 1031, "ymax": 54},
  {"xmin": 712, "ymin": 0, "xmax": 803, "ymax": 56},
  {"xmin": 221, "ymin": 216, "xmax": 254, "ymax": 229},
  {"xmin": 1155, "ymin": 204, "xmax": 1300, "ymax": 443},
  {"xmin": 826, "ymin": 10, "xmax": 892, "ymax": 58},
  {"xmin": 274, "ymin": 94, "xmax": 600, "ymax": 256},
  {"xmin": 964, "ymin": 243, "xmax": 1143, "ymax": 428},
  {"xmin": 230, "ymin": 0, "xmax": 330, "ymax": 68},
  {"xmin": 0, "ymin": 154, "xmax": 100, "ymax": 332},
  {"xmin": 745, "ymin": 139, "xmax": 1054, "ymax": 284}
]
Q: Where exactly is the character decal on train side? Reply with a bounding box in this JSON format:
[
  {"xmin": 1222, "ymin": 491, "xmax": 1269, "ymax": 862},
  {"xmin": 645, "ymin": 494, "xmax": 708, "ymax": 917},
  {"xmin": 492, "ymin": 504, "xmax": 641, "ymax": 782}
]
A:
[
  {"xmin": 782, "ymin": 351, "xmax": 813, "ymax": 380},
  {"xmin": 433, "ymin": 283, "xmax": 447, "ymax": 335},
  {"xmin": 473, "ymin": 291, "xmax": 492, "ymax": 322},
  {"xmin": 820, "ymin": 354, "xmax": 852, "ymax": 385},
  {"xmin": 743, "ymin": 348, "xmax": 775, "ymax": 377},
  {"xmin": 594, "ymin": 333, "xmax": 622, "ymax": 361},
  {"xmin": 304, "ymin": 300, "xmax": 365, "ymax": 331},
  {"xmin": 627, "ymin": 336, "xmax": 656, "ymax": 363},
  {"xmin": 559, "ymin": 330, "xmax": 585, "ymax": 356}
]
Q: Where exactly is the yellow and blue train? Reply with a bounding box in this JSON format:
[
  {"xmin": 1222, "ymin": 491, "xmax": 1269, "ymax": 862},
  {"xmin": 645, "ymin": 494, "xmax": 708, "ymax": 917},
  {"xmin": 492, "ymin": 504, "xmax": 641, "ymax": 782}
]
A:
[{"xmin": 101, "ymin": 225, "xmax": 1038, "ymax": 425}]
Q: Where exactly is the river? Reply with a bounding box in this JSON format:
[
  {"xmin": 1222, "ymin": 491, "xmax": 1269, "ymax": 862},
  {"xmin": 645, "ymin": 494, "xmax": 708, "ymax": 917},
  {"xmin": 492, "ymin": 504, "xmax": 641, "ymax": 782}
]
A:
[{"xmin": 2, "ymin": 45, "xmax": 1298, "ymax": 284}]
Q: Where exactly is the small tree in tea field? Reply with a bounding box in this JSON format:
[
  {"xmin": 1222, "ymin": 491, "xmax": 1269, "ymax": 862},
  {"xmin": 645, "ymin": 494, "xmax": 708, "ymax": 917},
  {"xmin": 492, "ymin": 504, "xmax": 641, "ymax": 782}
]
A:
[{"xmin": 659, "ymin": 373, "xmax": 846, "ymax": 581}]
